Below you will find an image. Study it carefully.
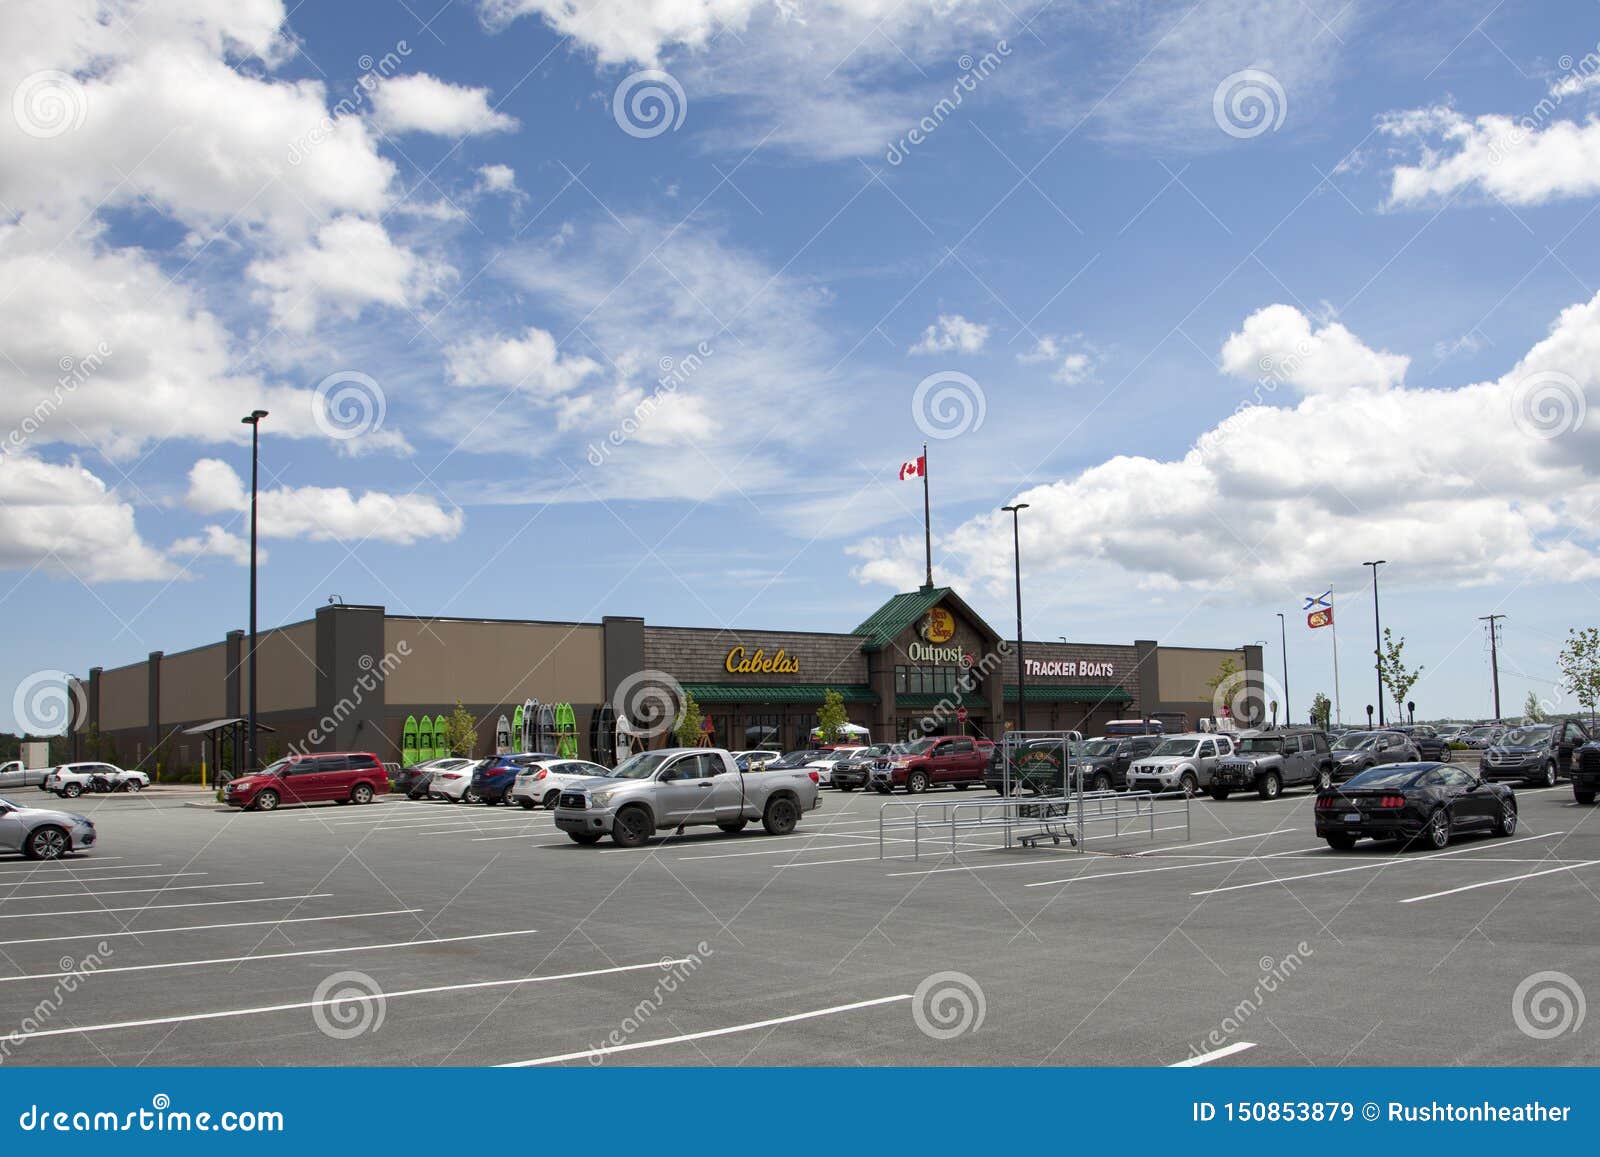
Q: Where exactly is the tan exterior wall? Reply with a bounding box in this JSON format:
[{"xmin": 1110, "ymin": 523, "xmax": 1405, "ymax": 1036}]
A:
[
  {"xmin": 643, "ymin": 626, "xmax": 868, "ymax": 685},
  {"xmin": 242, "ymin": 621, "xmax": 317, "ymax": 713},
  {"xmin": 99, "ymin": 663, "xmax": 147, "ymax": 731},
  {"xmin": 159, "ymin": 643, "xmax": 227, "ymax": 723},
  {"xmin": 383, "ymin": 619, "xmax": 605, "ymax": 708},
  {"xmin": 1157, "ymin": 647, "xmax": 1245, "ymax": 704}
]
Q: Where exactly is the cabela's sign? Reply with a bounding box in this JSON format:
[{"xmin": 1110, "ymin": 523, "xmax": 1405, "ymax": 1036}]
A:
[
  {"xmin": 1024, "ymin": 658, "xmax": 1115, "ymax": 678},
  {"xmin": 724, "ymin": 646, "xmax": 801, "ymax": 675}
]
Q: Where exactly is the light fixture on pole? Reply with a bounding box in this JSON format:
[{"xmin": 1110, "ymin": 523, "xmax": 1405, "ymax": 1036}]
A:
[{"xmin": 241, "ymin": 409, "xmax": 268, "ymax": 772}]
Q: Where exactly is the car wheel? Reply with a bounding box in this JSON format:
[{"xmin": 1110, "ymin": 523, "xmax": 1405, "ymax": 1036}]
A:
[
  {"xmin": 1494, "ymin": 801, "xmax": 1518, "ymax": 837},
  {"xmin": 762, "ymin": 796, "xmax": 800, "ymax": 836},
  {"xmin": 568, "ymin": 832, "xmax": 603, "ymax": 846},
  {"xmin": 1315, "ymin": 769, "xmax": 1333, "ymax": 791},
  {"xmin": 543, "ymin": 790, "xmax": 561, "ymax": 810},
  {"xmin": 1179, "ymin": 771, "xmax": 1199, "ymax": 797},
  {"xmin": 1576, "ymin": 789, "xmax": 1596, "ymax": 805},
  {"xmin": 124, "ymin": 780, "xmax": 143, "ymax": 793},
  {"xmin": 611, "ymin": 805, "xmax": 653, "ymax": 848},
  {"xmin": 61, "ymin": 783, "xmax": 82, "ymax": 799},
  {"xmin": 717, "ymin": 820, "xmax": 749, "ymax": 833},
  {"xmin": 23, "ymin": 825, "xmax": 69, "ymax": 860},
  {"xmin": 1324, "ymin": 834, "xmax": 1357, "ymax": 851},
  {"xmin": 518, "ymin": 798, "xmax": 536, "ymax": 810},
  {"xmin": 351, "ymin": 783, "xmax": 374, "ymax": 805},
  {"xmin": 1090, "ymin": 772, "xmax": 1113, "ymax": 793},
  {"xmin": 906, "ymin": 771, "xmax": 929, "ymax": 794},
  {"xmin": 1209, "ymin": 788, "xmax": 1231, "ymax": 801},
  {"xmin": 462, "ymin": 787, "xmax": 483, "ymax": 805},
  {"xmin": 253, "ymin": 789, "xmax": 280, "ymax": 812},
  {"xmin": 1541, "ymin": 761, "xmax": 1558, "ymax": 788},
  {"xmin": 1426, "ymin": 807, "xmax": 1452, "ymax": 849},
  {"xmin": 1257, "ymin": 772, "xmax": 1282, "ymax": 800}
]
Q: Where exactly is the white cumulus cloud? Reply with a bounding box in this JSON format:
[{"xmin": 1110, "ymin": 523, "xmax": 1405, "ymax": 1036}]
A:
[
  {"xmin": 910, "ymin": 314, "xmax": 990, "ymax": 356},
  {"xmin": 371, "ymin": 73, "xmax": 518, "ymax": 136}
]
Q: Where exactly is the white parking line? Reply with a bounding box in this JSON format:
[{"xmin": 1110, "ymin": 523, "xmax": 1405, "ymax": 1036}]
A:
[
  {"xmin": 0, "ymin": 882, "xmax": 260, "ymax": 902},
  {"xmin": 1399, "ymin": 860, "xmax": 1600, "ymax": 903},
  {"xmin": 1023, "ymin": 858, "xmax": 1246, "ymax": 888},
  {"xmin": 0, "ymin": 872, "xmax": 205, "ymax": 888},
  {"xmin": 0, "ymin": 892, "xmax": 333, "ymax": 920},
  {"xmin": 1171, "ymin": 1041, "xmax": 1257, "ymax": 1066},
  {"xmin": 1188, "ymin": 833, "xmax": 1562, "ymax": 896},
  {"xmin": 6, "ymin": 959, "xmax": 690, "ymax": 1042},
  {"xmin": 0, "ymin": 859, "xmax": 149, "ymax": 874},
  {"xmin": 1132, "ymin": 829, "xmax": 1300, "ymax": 855},
  {"xmin": 0, "ymin": 928, "xmax": 542, "ymax": 984},
  {"xmin": 498, "ymin": 994, "xmax": 914, "ymax": 1067},
  {"xmin": 0, "ymin": 907, "xmax": 422, "ymax": 946}
]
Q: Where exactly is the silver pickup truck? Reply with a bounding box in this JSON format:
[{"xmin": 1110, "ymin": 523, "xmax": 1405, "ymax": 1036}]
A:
[{"xmin": 553, "ymin": 747, "xmax": 821, "ymax": 847}]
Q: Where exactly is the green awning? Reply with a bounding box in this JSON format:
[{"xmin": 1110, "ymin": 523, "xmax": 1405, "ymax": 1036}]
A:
[
  {"xmin": 852, "ymin": 586, "xmax": 952, "ymax": 651},
  {"xmin": 681, "ymin": 683, "xmax": 879, "ymax": 705},
  {"xmin": 1002, "ymin": 685, "xmax": 1133, "ymax": 704}
]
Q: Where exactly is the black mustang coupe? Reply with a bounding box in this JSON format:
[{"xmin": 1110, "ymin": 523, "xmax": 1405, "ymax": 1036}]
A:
[{"xmin": 1314, "ymin": 762, "xmax": 1517, "ymax": 851}]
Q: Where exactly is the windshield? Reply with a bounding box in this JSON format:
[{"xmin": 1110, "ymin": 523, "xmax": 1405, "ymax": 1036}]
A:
[
  {"xmin": 1499, "ymin": 726, "xmax": 1551, "ymax": 746},
  {"xmin": 1236, "ymin": 737, "xmax": 1282, "ymax": 754},
  {"xmin": 1151, "ymin": 739, "xmax": 1201, "ymax": 758},
  {"xmin": 258, "ymin": 758, "xmax": 293, "ymax": 777},
  {"xmin": 861, "ymin": 744, "xmax": 895, "ymax": 756},
  {"xmin": 770, "ymin": 750, "xmax": 820, "ymax": 769},
  {"xmin": 1343, "ymin": 767, "xmax": 1423, "ymax": 789},
  {"xmin": 1079, "ymin": 740, "xmax": 1121, "ymax": 757},
  {"xmin": 609, "ymin": 752, "xmax": 673, "ymax": 779},
  {"xmin": 901, "ymin": 738, "xmax": 939, "ymax": 756}
]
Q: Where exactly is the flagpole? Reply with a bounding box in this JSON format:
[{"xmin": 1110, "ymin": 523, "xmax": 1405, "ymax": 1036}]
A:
[
  {"xmin": 921, "ymin": 441, "xmax": 933, "ymax": 589},
  {"xmin": 1330, "ymin": 584, "xmax": 1343, "ymax": 726}
]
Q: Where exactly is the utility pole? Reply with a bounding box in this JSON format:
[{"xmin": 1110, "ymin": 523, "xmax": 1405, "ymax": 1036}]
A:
[
  {"xmin": 1479, "ymin": 614, "xmax": 1506, "ymax": 722},
  {"xmin": 1275, "ymin": 612, "xmax": 1291, "ymax": 726},
  {"xmin": 1364, "ymin": 560, "xmax": 1386, "ymax": 726},
  {"xmin": 1001, "ymin": 503, "xmax": 1029, "ymax": 732}
]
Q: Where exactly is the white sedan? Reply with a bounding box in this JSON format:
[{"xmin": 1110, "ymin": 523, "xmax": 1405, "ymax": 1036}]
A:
[
  {"xmin": 44, "ymin": 762, "xmax": 150, "ymax": 798},
  {"xmin": 427, "ymin": 760, "xmax": 484, "ymax": 803},
  {"xmin": 803, "ymin": 747, "xmax": 869, "ymax": 786},
  {"xmin": 510, "ymin": 759, "xmax": 614, "ymax": 810}
]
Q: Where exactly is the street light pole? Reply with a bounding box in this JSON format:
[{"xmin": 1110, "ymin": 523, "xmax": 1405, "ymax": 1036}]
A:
[
  {"xmin": 1364, "ymin": 559, "xmax": 1386, "ymax": 727},
  {"xmin": 1001, "ymin": 503, "xmax": 1030, "ymax": 733},
  {"xmin": 241, "ymin": 410, "xmax": 268, "ymax": 772},
  {"xmin": 1276, "ymin": 612, "xmax": 1291, "ymax": 725},
  {"xmin": 1479, "ymin": 614, "xmax": 1505, "ymax": 722}
]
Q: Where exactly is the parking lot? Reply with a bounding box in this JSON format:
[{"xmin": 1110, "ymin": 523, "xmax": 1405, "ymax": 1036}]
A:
[{"xmin": 1, "ymin": 778, "xmax": 1596, "ymax": 1067}]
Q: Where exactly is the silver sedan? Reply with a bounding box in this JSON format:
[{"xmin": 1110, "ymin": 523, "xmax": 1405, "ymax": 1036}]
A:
[{"xmin": 0, "ymin": 796, "xmax": 97, "ymax": 859}]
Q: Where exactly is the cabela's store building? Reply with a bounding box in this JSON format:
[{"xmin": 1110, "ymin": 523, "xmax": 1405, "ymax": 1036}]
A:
[{"xmin": 70, "ymin": 586, "xmax": 1264, "ymax": 772}]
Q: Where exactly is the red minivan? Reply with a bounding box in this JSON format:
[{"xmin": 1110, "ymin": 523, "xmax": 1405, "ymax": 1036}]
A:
[{"xmin": 222, "ymin": 752, "xmax": 388, "ymax": 811}]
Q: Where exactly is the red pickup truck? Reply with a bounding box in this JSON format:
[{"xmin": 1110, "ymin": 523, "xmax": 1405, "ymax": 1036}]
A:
[{"xmin": 868, "ymin": 736, "xmax": 995, "ymax": 794}]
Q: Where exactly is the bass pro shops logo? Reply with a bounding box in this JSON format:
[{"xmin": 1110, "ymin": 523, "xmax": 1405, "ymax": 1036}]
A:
[{"xmin": 917, "ymin": 607, "xmax": 956, "ymax": 644}]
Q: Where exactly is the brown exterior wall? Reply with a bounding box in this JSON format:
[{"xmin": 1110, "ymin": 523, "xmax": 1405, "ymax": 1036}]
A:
[
  {"xmin": 642, "ymin": 626, "xmax": 868, "ymax": 685},
  {"xmin": 243, "ymin": 620, "xmax": 318, "ymax": 713},
  {"xmin": 1157, "ymin": 647, "xmax": 1243, "ymax": 704},
  {"xmin": 159, "ymin": 642, "xmax": 228, "ymax": 724},
  {"xmin": 98, "ymin": 663, "xmax": 147, "ymax": 731},
  {"xmin": 382, "ymin": 618, "xmax": 605, "ymax": 708}
]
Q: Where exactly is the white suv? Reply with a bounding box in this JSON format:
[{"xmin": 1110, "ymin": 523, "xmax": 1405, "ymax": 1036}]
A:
[
  {"xmin": 510, "ymin": 759, "xmax": 614, "ymax": 810},
  {"xmin": 44, "ymin": 762, "xmax": 150, "ymax": 798},
  {"xmin": 1126, "ymin": 734, "xmax": 1234, "ymax": 796}
]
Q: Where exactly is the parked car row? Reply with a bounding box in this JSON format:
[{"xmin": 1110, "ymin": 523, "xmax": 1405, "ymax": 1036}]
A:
[{"xmin": 42, "ymin": 762, "xmax": 150, "ymax": 798}]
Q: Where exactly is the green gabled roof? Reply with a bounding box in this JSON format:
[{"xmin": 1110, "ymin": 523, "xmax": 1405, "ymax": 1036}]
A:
[
  {"xmin": 852, "ymin": 586, "xmax": 953, "ymax": 651},
  {"xmin": 1003, "ymin": 685, "xmax": 1133, "ymax": 704},
  {"xmin": 682, "ymin": 683, "xmax": 879, "ymax": 705}
]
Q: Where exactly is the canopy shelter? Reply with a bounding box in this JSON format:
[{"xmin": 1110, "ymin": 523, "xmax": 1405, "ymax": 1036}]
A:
[{"xmin": 180, "ymin": 718, "xmax": 279, "ymax": 780}]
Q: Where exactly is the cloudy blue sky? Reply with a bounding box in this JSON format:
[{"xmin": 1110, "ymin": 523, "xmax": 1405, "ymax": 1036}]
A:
[{"xmin": 4, "ymin": 0, "xmax": 1600, "ymax": 730}]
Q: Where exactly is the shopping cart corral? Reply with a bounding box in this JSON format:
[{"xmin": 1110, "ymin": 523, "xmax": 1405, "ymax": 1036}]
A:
[{"xmin": 876, "ymin": 730, "xmax": 1193, "ymax": 860}]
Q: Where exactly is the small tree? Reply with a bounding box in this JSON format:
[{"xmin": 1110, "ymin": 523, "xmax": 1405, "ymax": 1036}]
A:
[
  {"xmin": 1309, "ymin": 692, "xmax": 1332, "ymax": 730},
  {"xmin": 1205, "ymin": 656, "xmax": 1242, "ymax": 694},
  {"xmin": 816, "ymin": 688, "xmax": 849, "ymax": 744},
  {"xmin": 1523, "ymin": 691, "xmax": 1546, "ymax": 723},
  {"xmin": 673, "ymin": 691, "xmax": 704, "ymax": 748},
  {"xmin": 1376, "ymin": 628, "xmax": 1423, "ymax": 722},
  {"xmin": 1557, "ymin": 627, "xmax": 1600, "ymax": 731},
  {"xmin": 443, "ymin": 700, "xmax": 479, "ymax": 758}
]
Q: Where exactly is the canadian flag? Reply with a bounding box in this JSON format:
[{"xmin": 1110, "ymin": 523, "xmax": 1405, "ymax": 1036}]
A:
[{"xmin": 898, "ymin": 456, "xmax": 926, "ymax": 481}]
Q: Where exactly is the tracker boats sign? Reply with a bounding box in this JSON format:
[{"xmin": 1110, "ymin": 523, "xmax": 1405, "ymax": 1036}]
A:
[{"xmin": 1024, "ymin": 658, "xmax": 1115, "ymax": 678}]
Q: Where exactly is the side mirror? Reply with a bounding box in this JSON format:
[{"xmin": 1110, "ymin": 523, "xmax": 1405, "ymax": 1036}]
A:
[{"xmin": 659, "ymin": 768, "xmax": 677, "ymax": 783}]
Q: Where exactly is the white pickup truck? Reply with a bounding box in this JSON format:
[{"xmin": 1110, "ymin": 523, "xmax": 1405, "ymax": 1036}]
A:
[
  {"xmin": 553, "ymin": 746, "xmax": 821, "ymax": 847},
  {"xmin": 0, "ymin": 760, "xmax": 51, "ymax": 790}
]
